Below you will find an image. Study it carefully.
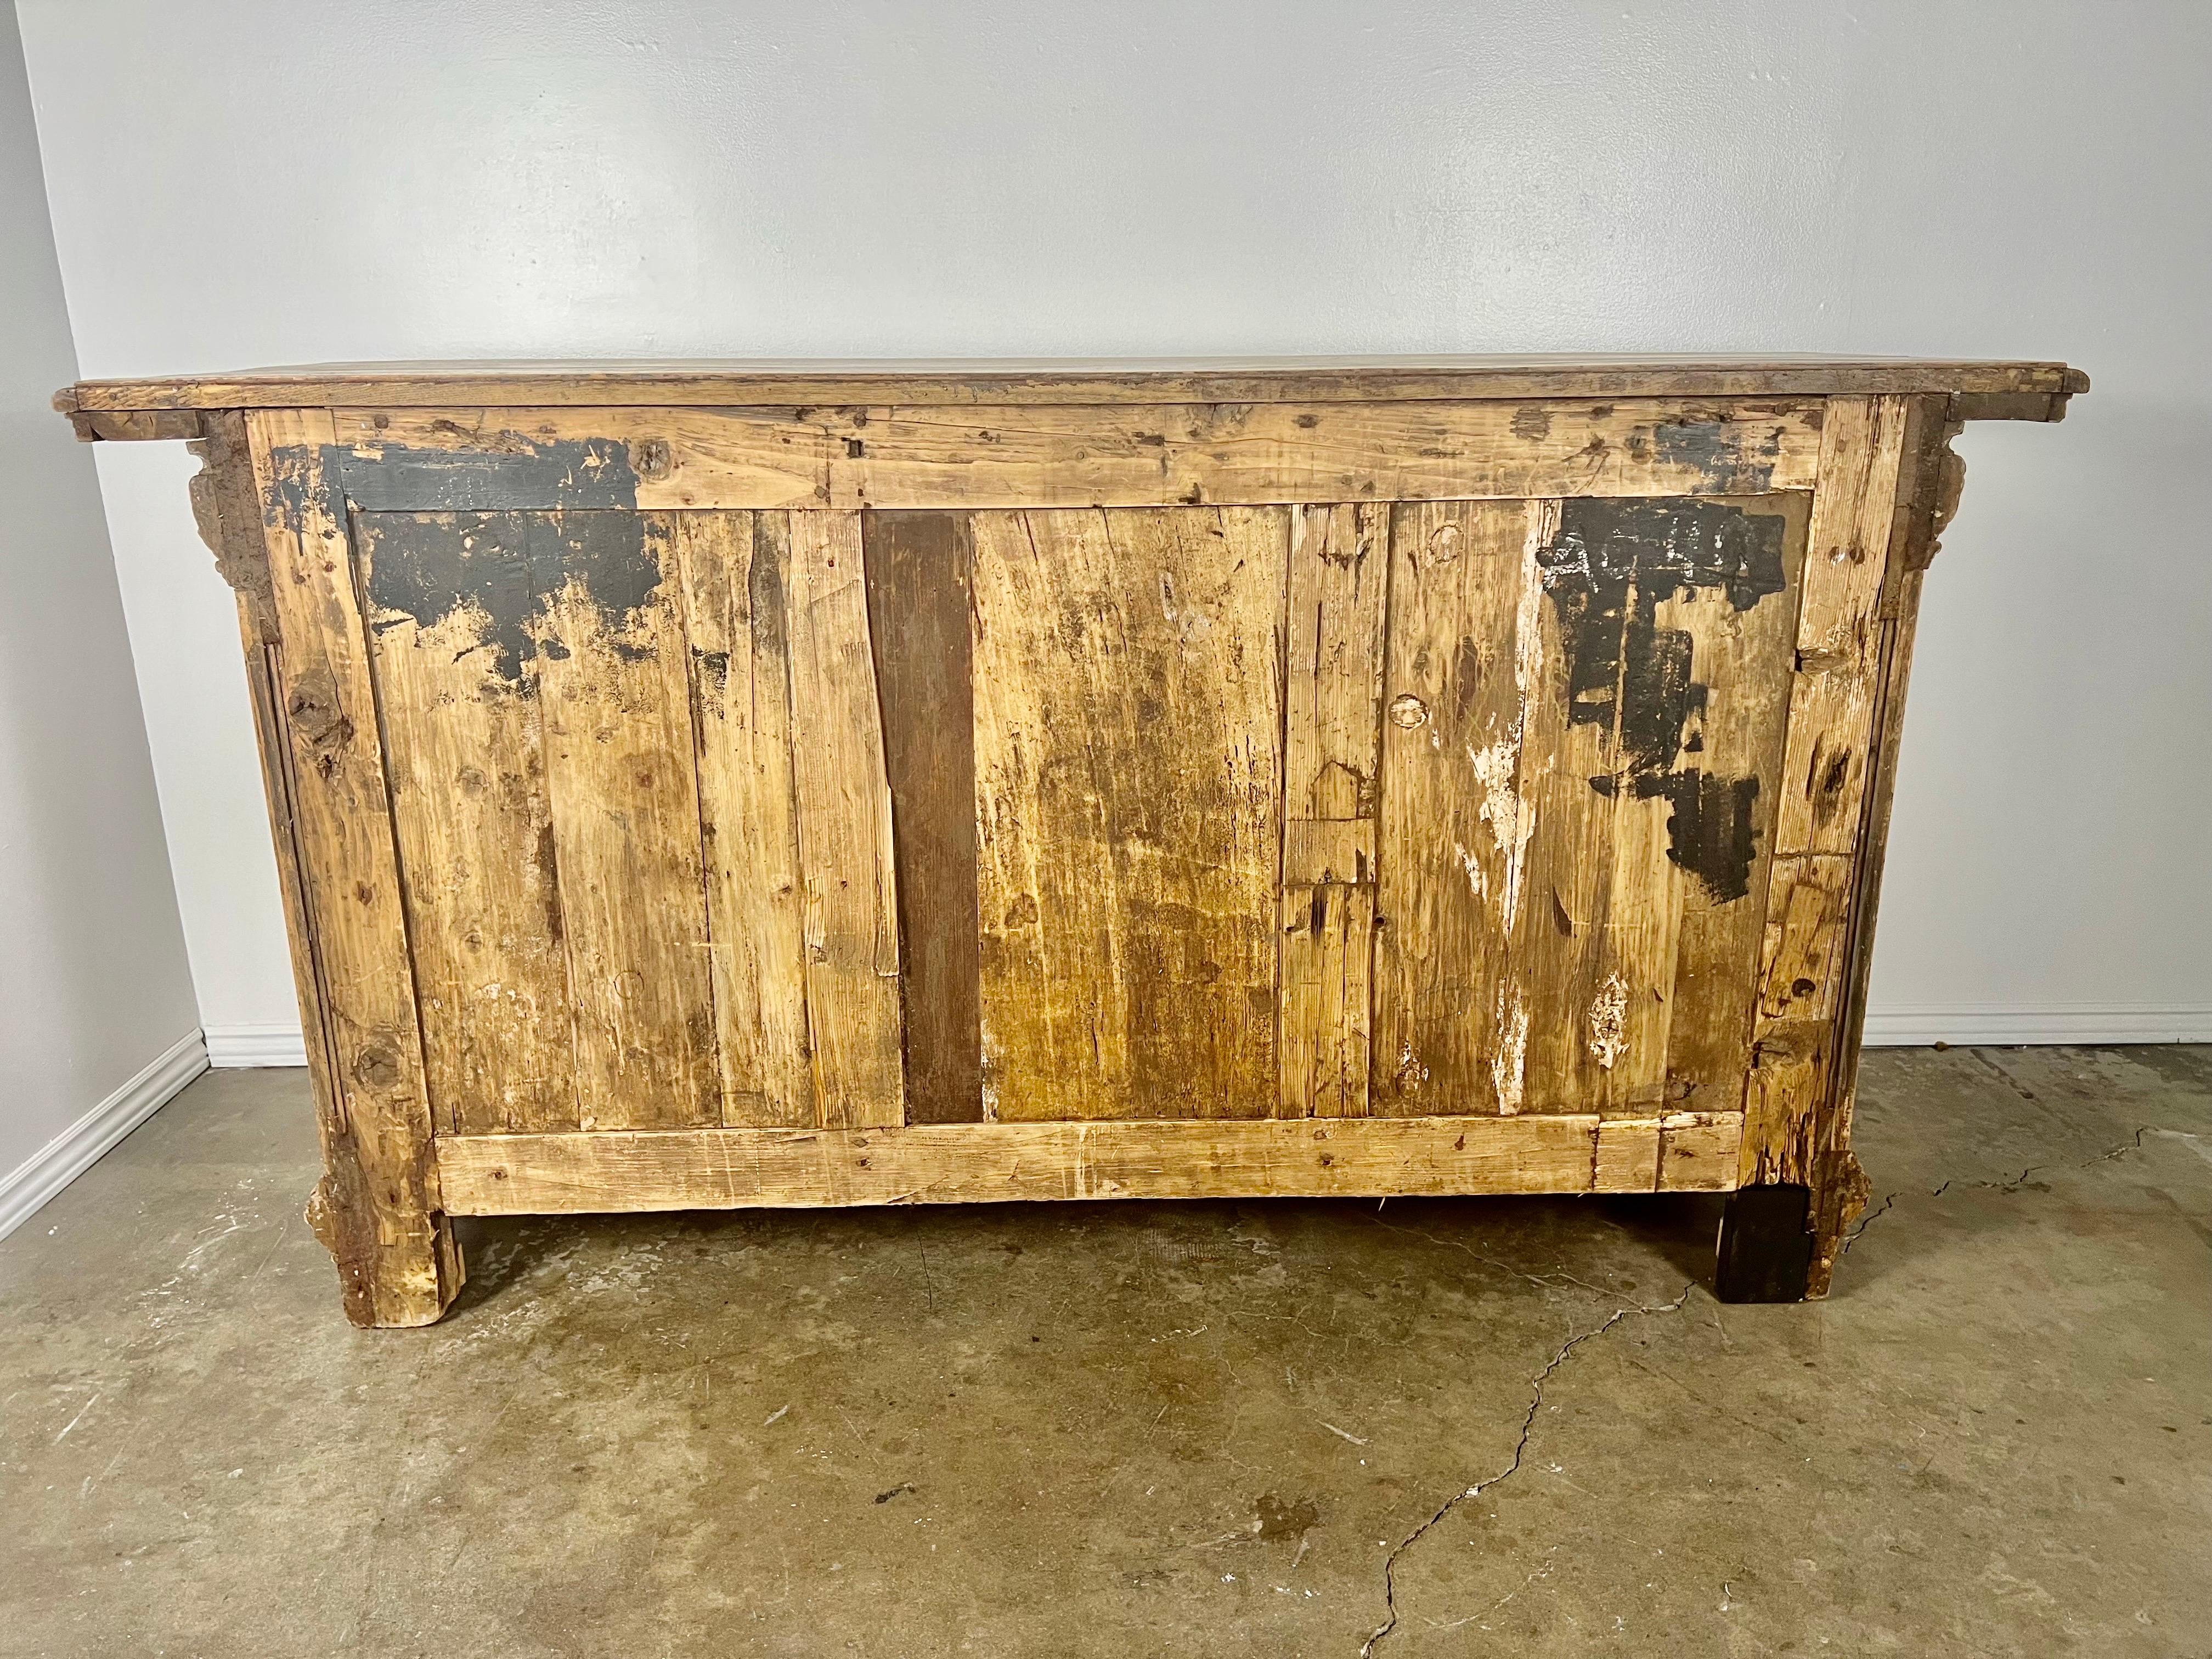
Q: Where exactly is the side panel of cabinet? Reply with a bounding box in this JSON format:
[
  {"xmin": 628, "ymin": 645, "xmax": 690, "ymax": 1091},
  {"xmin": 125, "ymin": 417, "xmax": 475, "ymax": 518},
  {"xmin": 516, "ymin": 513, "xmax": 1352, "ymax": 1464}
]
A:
[
  {"xmin": 354, "ymin": 500, "xmax": 899, "ymax": 1133},
  {"xmin": 1371, "ymin": 493, "xmax": 1809, "ymax": 1127}
]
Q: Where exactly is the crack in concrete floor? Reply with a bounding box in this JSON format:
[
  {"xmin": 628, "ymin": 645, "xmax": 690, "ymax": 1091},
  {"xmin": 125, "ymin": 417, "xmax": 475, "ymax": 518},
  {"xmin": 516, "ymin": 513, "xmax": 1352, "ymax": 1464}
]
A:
[{"xmin": 1362, "ymin": 1283, "xmax": 1695, "ymax": 1657}]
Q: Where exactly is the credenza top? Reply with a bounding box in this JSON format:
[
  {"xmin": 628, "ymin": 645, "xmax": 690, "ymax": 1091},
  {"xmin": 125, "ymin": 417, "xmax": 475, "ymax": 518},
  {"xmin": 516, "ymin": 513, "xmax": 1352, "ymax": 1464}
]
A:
[{"xmin": 59, "ymin": 354, "xmax": 2086, "ymax": 428}]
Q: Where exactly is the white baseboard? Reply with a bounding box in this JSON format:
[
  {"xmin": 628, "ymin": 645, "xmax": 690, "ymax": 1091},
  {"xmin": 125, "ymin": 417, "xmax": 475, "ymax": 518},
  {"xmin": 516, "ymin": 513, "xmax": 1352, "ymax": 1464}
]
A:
[
  {"xmin": 1863, "ymin": 1005, "xmax": 2212, "ymax": 1047},
  {"xmin": 0, "ymin": 1030, "xmax": 208, "ymax": 1243},
  {"xmin": 204, "ymin": 1023, "xmax": 309, "ymax": 1068}
]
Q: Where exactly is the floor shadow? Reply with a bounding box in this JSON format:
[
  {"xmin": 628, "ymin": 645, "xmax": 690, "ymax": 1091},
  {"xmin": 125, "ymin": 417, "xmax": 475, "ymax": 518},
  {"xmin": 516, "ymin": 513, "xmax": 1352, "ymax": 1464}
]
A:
[{"xmin": 1590, "ymin": 1191, "xmax": 1726, "ymax": 1291}]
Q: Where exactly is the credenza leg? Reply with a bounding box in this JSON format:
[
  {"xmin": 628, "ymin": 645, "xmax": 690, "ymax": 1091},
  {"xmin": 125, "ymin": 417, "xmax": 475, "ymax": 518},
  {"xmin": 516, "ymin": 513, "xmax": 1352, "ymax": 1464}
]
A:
[
  {"xmin": 1714, "ymin": 1184, "xmax": 1816, "ymax": 1302},
  {"xmin": 304, "ymin": 1171, "xmax": 461, "ymax": 1329}
]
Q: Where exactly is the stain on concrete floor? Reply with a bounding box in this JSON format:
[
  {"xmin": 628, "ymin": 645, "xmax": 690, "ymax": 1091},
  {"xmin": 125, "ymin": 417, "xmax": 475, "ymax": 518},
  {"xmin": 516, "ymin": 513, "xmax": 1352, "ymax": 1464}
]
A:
[{"xmin": 2, "ymin": 1046, "xmax": 2208, "ymax": 1656}]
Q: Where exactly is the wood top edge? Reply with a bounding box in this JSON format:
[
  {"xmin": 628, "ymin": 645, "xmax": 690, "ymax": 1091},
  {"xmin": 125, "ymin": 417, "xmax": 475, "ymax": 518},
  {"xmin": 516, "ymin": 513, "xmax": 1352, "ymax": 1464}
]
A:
[{"xmin": 59, "ymin": 354, "xmax": 2087, "ymax": 424}]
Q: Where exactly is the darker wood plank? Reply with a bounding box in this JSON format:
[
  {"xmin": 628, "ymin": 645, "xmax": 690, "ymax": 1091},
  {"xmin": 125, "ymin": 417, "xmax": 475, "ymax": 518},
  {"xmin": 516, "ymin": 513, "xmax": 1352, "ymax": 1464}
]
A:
[{"xmin": 864, "ymin": 510, "xmax": 984, "ymax": 1124}]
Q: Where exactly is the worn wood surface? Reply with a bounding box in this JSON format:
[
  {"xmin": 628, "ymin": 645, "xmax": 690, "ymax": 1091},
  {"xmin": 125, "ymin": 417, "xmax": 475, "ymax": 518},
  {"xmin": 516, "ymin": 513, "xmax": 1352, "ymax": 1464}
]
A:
[
  {"xmin": 1738, "ymin": 398, "xmax": 1914, "ymax": 1224},
  {"xmin": 864, "ymin": 510, "xmax": 985, "ymax": 1124},
  {"xmin": 64, "ymin": 354, "xmax": 2085, "ymax": 416},
  {"xmin": 785, "ymin": 512, "xmax": 905, "ymax": 1130},
  {"xmin": 356, "ymin": 512, "xmax": 574, "ymax": 1134},
  {"xmin": 245, "ymin": 411, "xmax": 458, "ymax": 1327},
  {"xmin": 969, "ymin": 507, "xmax": 1285, "ymax": 1121},
  {"xmin": 671, "ymin": 510, "xmax": 814, "ymax": 1127},
  {"xmin": 1279, "ymin": 504, "xmax": 1388, "ymax": 1118},
  {"xmin": 1661, "ymin": 499, "xmax": 1810, "ymax": 1101},
  {"xmin": 533, "ymin": 513, "xmax": 720, "ymax": 1130},
  {"xmin": 436, "ymin": 1110, "xmax": 1743, "ymax": 1214},
  {"xmin": 1373, "ymin": 500, "xmax": 1547, "ymax": 1114},
  {"xmin": 315, "ymin": 400, "xmax": 1825, "ymax": 511},
  {"xmin": 154, "ymin": 365, "xmax": 2064, "ymax": 1324},
  {"xmin": 1372, "ymin": 494, "xmax": 1807, "ymax": 1120}
]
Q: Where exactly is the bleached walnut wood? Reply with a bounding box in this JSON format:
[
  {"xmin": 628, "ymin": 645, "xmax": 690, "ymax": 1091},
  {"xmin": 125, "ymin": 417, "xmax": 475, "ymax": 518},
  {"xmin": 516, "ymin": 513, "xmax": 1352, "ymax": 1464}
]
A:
[
  {"xmin": 61, "ymin": 354, "xmax": 2085, "ymax": 416},
  {"xmin": 75, "ymin": 358, "xmax": 2078, "ymax": 1322},
  {"xmin": 1279, "ymin": 504, "xmax": 1388, "ymax": 1118},
  {"xmin": 244, "ymin": 411, "xmax": 459, "ymax": 1327},
  {"xmin": 435, "ymin": 1111, "xmax": 1744, "ymax": 1214},
  {"xmin": 308, "ymin": 400, "xmax": 1826, "ymax": 510}
]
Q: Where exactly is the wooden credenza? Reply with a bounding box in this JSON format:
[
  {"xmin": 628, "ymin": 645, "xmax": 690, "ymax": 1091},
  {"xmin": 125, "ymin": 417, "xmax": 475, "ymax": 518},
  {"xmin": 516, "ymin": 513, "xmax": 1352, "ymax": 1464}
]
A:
[{"xmin": 59, "ymin": 357, "xmax": 2083, "ymax": 1326}]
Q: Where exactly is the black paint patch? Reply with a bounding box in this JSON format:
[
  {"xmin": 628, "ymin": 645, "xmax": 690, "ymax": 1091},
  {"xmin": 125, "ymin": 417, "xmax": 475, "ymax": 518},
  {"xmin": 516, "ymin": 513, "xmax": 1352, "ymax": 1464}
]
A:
[
  {"xmin": 359, "ymin": 510, "xmax": 661, "ymax": 686},
  {"xmin": 1651, "ymin": 416, "xmax": 1788, "ymax": 494},
  {"xmin": 1632, "ymin": 771, "xmax": 1762, "ymax": 903},
  {"xmin": 340, "ymin": 436, "xmax": 640, "ymax": 512},
  {"xmin": 1541, "ymin": 499, "xmax": 1786, "ymax": 902}
]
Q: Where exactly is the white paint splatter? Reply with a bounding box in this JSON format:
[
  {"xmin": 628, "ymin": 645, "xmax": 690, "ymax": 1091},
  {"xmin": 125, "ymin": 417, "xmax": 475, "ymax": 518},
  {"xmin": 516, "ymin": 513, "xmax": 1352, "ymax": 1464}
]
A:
[
  {"xmin": 1588, "ymin": 973, "xmax": 1629, "ymax": 1070},
  {"xmin": 1393, "ymin": 1040, "xmax": 1429, "ymax": 1096},
  {"xmin": 1492, "ymin": 993, "xmax": 1530, "ymax": 1114},
  {"xmin": 1454, "ymin": 841, "xmax": 1487, "ymax": 899}
]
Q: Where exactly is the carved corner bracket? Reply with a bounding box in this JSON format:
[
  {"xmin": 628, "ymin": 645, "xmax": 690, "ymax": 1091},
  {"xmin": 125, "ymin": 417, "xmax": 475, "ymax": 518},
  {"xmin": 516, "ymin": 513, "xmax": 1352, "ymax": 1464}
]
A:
[
  {"xmin": 187, "ymin": 412, "xmax": 280, "ymax": 642},
  {"xmin": 1923, "ymin": 411, "xmax": 1968, "ymax": 568}
]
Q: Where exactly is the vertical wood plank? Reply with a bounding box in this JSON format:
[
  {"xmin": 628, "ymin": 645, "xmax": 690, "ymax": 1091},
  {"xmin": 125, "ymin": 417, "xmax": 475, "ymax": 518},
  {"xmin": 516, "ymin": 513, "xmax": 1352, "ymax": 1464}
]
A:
[
  {"xmin": 786, "ymin": 510, "xmax": 905, "ymax": 1129},
  {"xmin": 1505, "ymin": 540, "xmax": 1621, "ymax": 1114},
  {"xmin": 1771, "ymin": 398, "xmax": 1910, "ymax": 856},
  {"xmin": 356, "ymin": 511, "xmax": 575, "ymax": 1133},
  {"xmin": 245, "ymin": 410, "xmax": 457, "ymax": 1327},
  {"xmin": 536, "ymin": 511, "xmax": 719, "ymax": 1130},
  {"xmin": 1280, "ymin": 503, "xmax": 1387, "ymax": 1116},
  {"xmin": 969, "ymin": 507, "xmax": 1285, "ymax": 1121},
  {"xmin": 1510, "ymin": 496, "xmax": 1802, "ymax": 1115},
  {"xmin": 673, "ymin": 511, "xmax": 815, "ymax": 1126},
  {"xmin": 1740, "ymin": 397, "xmax": 1911, "ymax": 1193},
  {"xmin": 1662, "ymin": 494, "xmax": 1811, "ymax": 1103},
  {"xmin": 863, "ymin": 510, "xmax": 985, "ymax": 1124},
  {"xmin": 1373, "ymin": 500, "xmax": 1547, "ymax": 1114}
]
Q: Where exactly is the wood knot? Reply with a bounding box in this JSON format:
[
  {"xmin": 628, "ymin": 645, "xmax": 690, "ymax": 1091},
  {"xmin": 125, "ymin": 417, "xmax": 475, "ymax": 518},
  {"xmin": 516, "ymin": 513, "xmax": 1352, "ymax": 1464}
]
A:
[
  {"xmin": 1388, "ymin": 694, "xmax": 1429, "ymax": 730},
  {"xmin": 633, "ymin": 438, "xmax": 673, "ymax": 481},
  {"xmin": 351, "ymin": 1043, "xmax": 402, "ymax": 1092},
  {"xmin": 284, "ymin": 671, "xmax": 353, "ymax": 751}
]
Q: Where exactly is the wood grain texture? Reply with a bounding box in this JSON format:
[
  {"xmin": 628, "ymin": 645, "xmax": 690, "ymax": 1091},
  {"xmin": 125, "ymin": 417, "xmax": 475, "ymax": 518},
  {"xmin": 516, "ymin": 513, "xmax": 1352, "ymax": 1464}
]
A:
[
  {"xmin": 1519, "ymin": 498, "xmax": 1808, "ymax": 1116},
  {"xmin": 319, "ymin": 400, "xmax": 1824, "ymax": 512},
  {"xmin": 1771, "ymin": 398, "xmax": 1910, "ymax": 856},
  {"xmin": 187, "ymin": 411, "xmax": 277, "ymax": 641},
  {"xmin": 1739, "ymin": 397, "xmax": 1914, "ymax": 1209},
  {"xmin": 1804, "ymin": 396, "xmax": 1955, "ymax": 1290},
  {"xmin": 357, "ymin": 512, "xmax": 574, "ymax": 1133},
  {"xmin": 437, "ymin": 1110, "xmax": 1743, "ymax": 1213},
  {"xmin": 786, "ymin": 512, "xmax": 905, "ymax": 1129},
  {"xmin": 672, "ymin": 511, "xmax": 814, "ymax": 1127},
  {"xmin": 245, "ymin": 410, "xmax": 458, "ymax": 1327},
  {"xmin": 535, "ymin": 512, "xmax": 720, "ymax": 1130},
  {"xmin": 864, "ymin": 510, "xmax": 985, "ymax": 1124},
  {"xmin": 1373, "ymin": 500, "xmax": 1548, "ymax": 1115},
  {"xmin": 835, "ymin": 400, "xmax": 1822, "ymax": 507},
  {"xmin": 1662, "ymin": 496, "xmax": 1811, "ymax": 1101},
  {"xmin": 1279, "ymin": 504, "xmax": 1388, "ymax": 1117},
  {"xmin": 140, "ymin": 367, "xmax": 2068, "ymax": 1327},
  {"xmin": 66, "ymin": 353, "xmax": 2085, "ymax": 415},
  {"xmin": 969, "ymin": 507, "xmax": 1285, "ymax": 1121}
]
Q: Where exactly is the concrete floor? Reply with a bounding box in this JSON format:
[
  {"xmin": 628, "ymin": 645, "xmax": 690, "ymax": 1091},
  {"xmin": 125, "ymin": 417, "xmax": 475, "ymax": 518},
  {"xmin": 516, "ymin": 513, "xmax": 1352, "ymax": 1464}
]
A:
[{"xmin": 3, "ymin": 1047, "xmax": 2208, "ymax": 1657}]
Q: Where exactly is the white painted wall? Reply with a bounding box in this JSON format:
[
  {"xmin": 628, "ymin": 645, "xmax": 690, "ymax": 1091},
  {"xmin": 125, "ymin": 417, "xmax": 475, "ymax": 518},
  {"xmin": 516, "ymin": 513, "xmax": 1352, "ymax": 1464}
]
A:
[
  {"xmin": 16, "ymin": 0, "xmax": 2211, "ymax": 1047},
  {"xmin": 0, "ymin": 3, "xmax": 199, "ymax": 1235}
]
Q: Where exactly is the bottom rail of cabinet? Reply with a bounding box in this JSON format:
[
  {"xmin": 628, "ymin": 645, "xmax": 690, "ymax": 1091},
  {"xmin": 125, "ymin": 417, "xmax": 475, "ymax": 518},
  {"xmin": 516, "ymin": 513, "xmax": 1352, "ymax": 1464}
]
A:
[{"xmin": 433, "ymin": 1111, "xmax": 1743, "ymax": 1216}]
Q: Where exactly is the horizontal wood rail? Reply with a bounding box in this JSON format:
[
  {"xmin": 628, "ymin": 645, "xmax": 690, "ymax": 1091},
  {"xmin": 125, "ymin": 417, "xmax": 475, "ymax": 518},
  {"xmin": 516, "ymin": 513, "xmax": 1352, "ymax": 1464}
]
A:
[{"xmin": 435, "ymin": 1111, "xmax": 1743, "ymax": 1215}]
